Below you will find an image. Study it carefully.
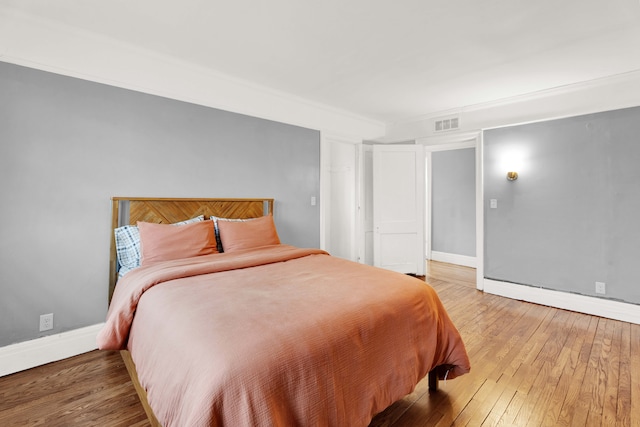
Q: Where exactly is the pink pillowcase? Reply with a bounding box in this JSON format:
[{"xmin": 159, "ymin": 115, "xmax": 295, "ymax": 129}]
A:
[
  {"xmin": 138, "ymin": 220, "xmax": 218, "ymax": 266},
  {"xmin": 217, "ymin": 214, "xmax": 280, "ymax": 253}
]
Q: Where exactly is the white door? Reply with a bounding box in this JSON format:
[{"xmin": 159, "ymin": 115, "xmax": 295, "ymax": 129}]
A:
[
  {"xmin": 328, "ymin": 140, "xmax": 357, "ymax": 261},
  {"xmin": 373, "ymin": 144, "xmax": 425, "ymax": 275},
  {"xmin": 320, "ymin": 136, "xmax": 359, "ymax": 261}
]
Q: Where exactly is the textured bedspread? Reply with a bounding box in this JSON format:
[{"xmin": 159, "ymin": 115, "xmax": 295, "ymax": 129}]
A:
[{"xmin": 98, "ymin": 245, "xmax": 470, "ymax": 426}]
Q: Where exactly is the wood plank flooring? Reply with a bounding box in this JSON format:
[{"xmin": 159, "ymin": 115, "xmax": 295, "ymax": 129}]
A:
[
  {"xmin": 1, "ymin": 261, "xmax": 638, "ymax": 426},
  {"xmin": 0, "ymin": 349, "xmax": 149, "ymax": 426},
  {"xmin": 370, "ymin": 262, "xmax": 639, "ymax": 427}
]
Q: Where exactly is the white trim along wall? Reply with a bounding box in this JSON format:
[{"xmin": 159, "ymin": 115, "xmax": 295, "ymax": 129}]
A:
[
  {"xmin": 484, "ymin": 280, "xmax": 640, "ymax": 325},
  {"xmin": 430, "ymin": 251, "xmax": 476, "ymax": 269},
  {"xmin": 0, "ymin": 324, "xmax": 104, "ymax": 377}
]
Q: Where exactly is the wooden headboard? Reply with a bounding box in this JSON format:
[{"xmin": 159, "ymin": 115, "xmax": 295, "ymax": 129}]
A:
[{"xmin": 109, "ymin": 197, "xmax": 274, "ymax": 302}]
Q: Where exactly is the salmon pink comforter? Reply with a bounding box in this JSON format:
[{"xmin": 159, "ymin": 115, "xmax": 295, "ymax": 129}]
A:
[{"xmin": 98, "ymin": 245, "xmax": 470, "ymax": 427}]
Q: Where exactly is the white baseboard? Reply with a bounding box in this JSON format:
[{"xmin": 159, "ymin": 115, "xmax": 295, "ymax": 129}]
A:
[
  {"xmin": 0, "ymin": 323, "xmax": 104, "ymax": 377},
  {"xmin": 484, "ymin": 279, "xmax": 640, "ymax": 325},
  {"xmin": 430, "ymin": 251, "xmax": 477, "ymax": 268}
]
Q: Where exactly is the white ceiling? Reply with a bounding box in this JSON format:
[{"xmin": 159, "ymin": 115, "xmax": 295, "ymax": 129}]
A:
[{"xmin": 3, "ymin": 0, "xmax": 640, "ymax": 125}]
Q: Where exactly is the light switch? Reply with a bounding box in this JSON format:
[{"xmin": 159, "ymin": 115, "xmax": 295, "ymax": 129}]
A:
[
  {"xmin": 311, "ymin": 196, "xmax": 317, "ymax": 206},
  {"xmin": 490, "ymin": 199, "xmax": 497, "ymax": 209}
]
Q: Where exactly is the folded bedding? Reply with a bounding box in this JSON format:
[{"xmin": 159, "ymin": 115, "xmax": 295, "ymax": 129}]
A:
[{"xmin": 98, "ymin": 244, "xmax": 470, "ymax": 427}]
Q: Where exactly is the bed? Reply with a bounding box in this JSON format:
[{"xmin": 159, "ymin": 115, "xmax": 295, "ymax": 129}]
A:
[{"xmin": 98, "ymin": 197, "xmax": 470, "ymax": 427}]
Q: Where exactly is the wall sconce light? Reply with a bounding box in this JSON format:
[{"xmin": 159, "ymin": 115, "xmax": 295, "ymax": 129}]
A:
[{"xmin": 501, "ymin": 148, "xmax": 525, "ymax": 181}]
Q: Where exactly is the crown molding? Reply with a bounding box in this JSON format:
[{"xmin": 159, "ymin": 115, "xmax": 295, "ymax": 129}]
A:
[
  {"xmin": 392, "ymin": 69, "xmax": 640, "ymax": 129},
  {"xmin": 0, "ymin": 6, "xmax": 384, "ymax": 139}
]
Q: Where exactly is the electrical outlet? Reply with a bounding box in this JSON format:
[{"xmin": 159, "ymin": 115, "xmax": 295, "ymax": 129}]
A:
[
  {"xmin": 595, "ymin": 282, "xmax": 606, "ymax": 295},
  {"xmin": 39, "ymin": 313, "xmax": 54, "ymax": 331}
]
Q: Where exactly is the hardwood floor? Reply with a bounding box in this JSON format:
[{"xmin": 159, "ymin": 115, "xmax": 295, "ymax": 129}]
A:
[
  {"xmin": 1, "ymin": 261, "xmax": 637, "ymax": 426},
  {"xmin": 370, "ymin": 262, "xmax": 639, "ymax": 427},
  {"xmin": 0, "ymin": 349, "xmax": 150, "ymax": 426}
]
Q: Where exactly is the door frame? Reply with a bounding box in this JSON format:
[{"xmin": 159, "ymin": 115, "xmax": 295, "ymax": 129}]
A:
[
  {"xmin": 417, "ymin": 131, "xmax": 483, "ymax": 290},
  {"xmin": 358, "ymin": 143, "xmax": 373, "ymax": 265}
]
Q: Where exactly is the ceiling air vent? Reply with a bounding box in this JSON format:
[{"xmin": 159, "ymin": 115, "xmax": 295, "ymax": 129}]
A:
[{"xmin": 434, "ymin": 116, "xmax": 460, "ymax": 132}]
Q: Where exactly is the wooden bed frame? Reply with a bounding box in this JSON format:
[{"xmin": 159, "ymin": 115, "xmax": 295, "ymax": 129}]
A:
[
  {"xmin": 110, "ymin": 197, "xmax": 274, "ymax": 426},
  {"xmin": 109, "ymin": 197, "xmax": 273, "ymax": 302},
  {"xmin": 108, "ymin": 196, "xmax": 445, "ymax": 427}
]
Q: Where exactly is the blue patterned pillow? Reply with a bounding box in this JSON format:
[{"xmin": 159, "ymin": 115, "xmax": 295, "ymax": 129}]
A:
[
  {"xmin": 114, "ymin": 225, "xmax": 141, "ymax": 275},
  {"xmin": 115, "ymin": 215, "xmax": 204, "ymax": 277}
]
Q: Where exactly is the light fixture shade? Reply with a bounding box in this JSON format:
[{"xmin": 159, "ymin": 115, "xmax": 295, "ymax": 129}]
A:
[{"xmin": 507, "ymin": 171, "xmax": 518, "ymax": 181}]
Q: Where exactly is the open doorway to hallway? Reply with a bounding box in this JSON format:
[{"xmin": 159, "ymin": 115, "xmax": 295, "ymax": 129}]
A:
[{"xmin": 425, "ymin": 142, "xmax": 477, "ymax": 269}]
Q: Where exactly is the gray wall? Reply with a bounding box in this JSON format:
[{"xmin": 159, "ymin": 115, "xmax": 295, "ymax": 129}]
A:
[
  {"xmin": 484, "ymin": 106, "xmax": 640, "ymax": 304},
  {"xmin": 0, "ymin": 61, "xmax": 320, "ymax": 347},
  {"xmin": 431, "ymin": 148, "xmax": 476, "ymax": 257}
]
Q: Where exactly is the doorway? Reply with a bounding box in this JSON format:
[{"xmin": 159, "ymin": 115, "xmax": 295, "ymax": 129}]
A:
[
  {"xmin": 416, "ymin": 131, "xmax": 484, "ymax": 290},
  {"xmin": 359, "ymin": 132, "xmax": 483, "ymax": 290},
  {"xmin": 425, "ymin": 144, "xmax": 476, "ymax": 268}
]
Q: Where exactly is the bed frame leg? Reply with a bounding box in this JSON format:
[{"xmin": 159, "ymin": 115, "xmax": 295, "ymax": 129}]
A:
[
  {"xmin": 429, "ymin": 365, "xmax": 453, "ymax": 391},
  {"xmin": 428, "ymin": 369, "xmax": 439, "ymax": 391}
]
